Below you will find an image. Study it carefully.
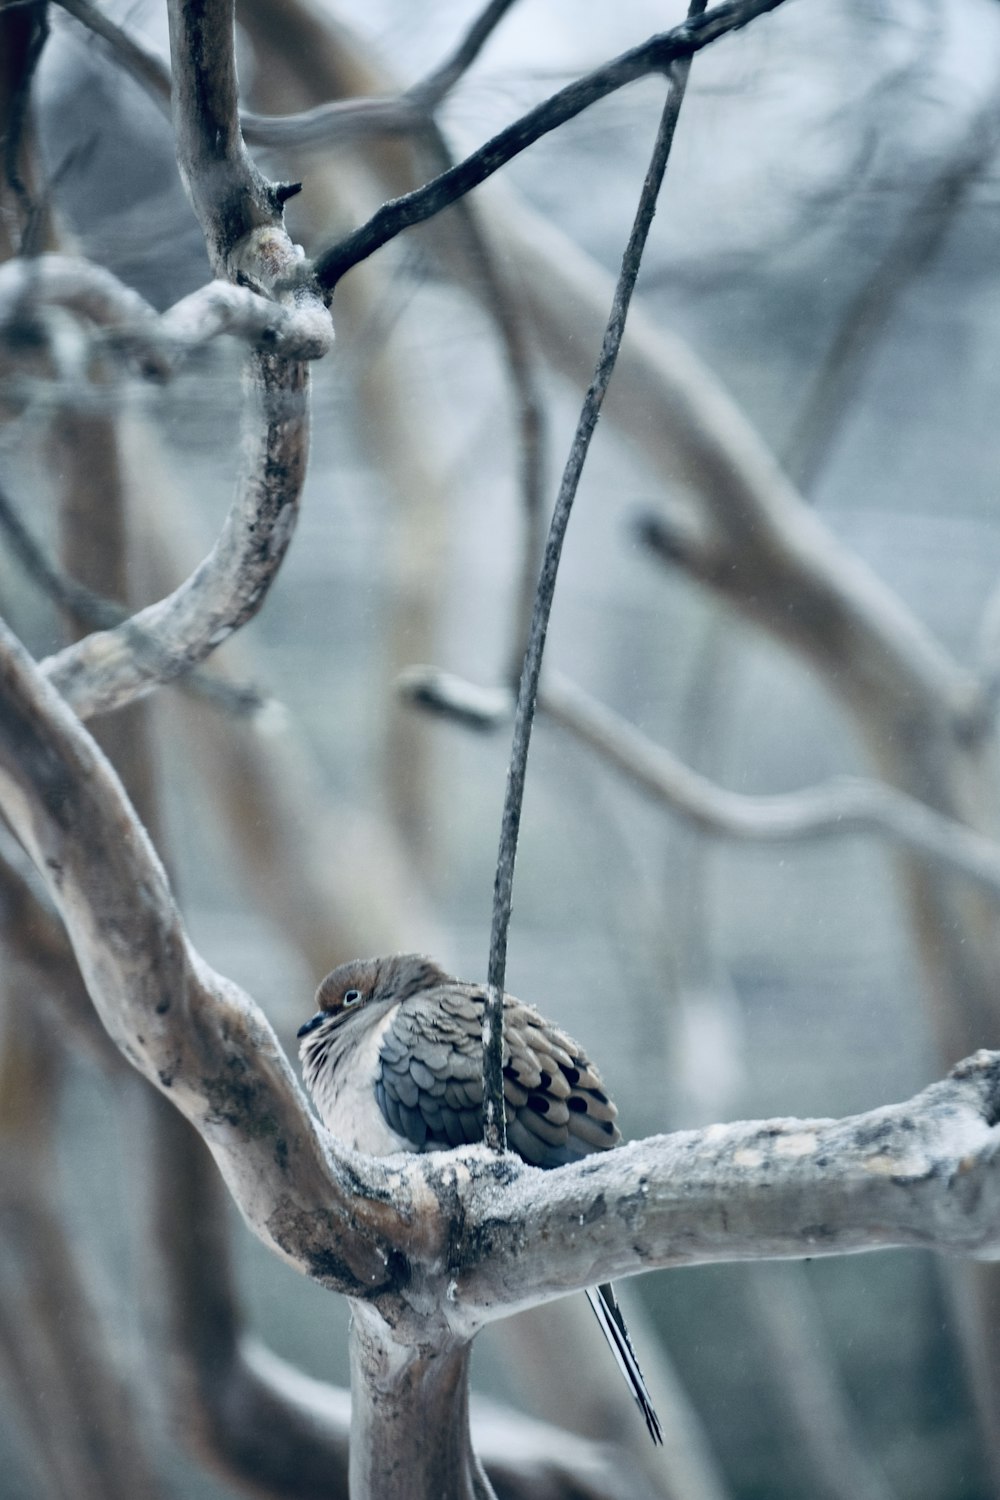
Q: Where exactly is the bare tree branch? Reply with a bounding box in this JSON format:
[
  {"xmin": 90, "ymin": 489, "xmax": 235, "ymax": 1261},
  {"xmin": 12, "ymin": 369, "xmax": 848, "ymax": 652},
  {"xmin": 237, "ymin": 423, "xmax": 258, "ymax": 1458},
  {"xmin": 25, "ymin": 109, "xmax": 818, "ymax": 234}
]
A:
[
  {"xmin": 455, "ymin": 1051, "xmax": 1000, "ymax": 1317},
  {"xmin": 485, "ymin": 45, "xmax": 702, "ymax": 1151},
  {"xmin": 314, "ymin": 0, "xmax": 790, "ymax": 290},
  {"xmin": 167, "ymin": 0, "xmax": 274, "ymax": 276},
  {"xmin": 51, "ymin": 0, "xmax": 490, "ymax": 151},
  {"xmin": 0, "ymin": 0, "xmax": 54, "ymax": 257},
  {"xmin": 0, "ymin": 477, "xmax": 272, "ymax": 717},
  {"xmin": 410, "ymin": 0, "xmax": 521, "ymax": 111},
  {"xmin": 33, "ymin": 351, "xmax": 306, "ymax": 717},
  {"xmin": 0, "ymin": 616, "xmax": 403, "ymax": 1298},
  {"xmin": 7, "ymin": 608, "xmax": 1000, "ymax": 1282},
  {"xmin": 15, "ymin": 0, "xmax": 329, "ymax": 723},
  {"xmin": 4, "ymin": 603, "xmax": 1000, "ymax": 1494},
  {"xmin": 540, "ymin": 674, "xmax": 1000, "ymax": 896},
  {"xmin": 0, "ymin": 252, "xmax": 332, "ymax": 368},
  {"xmin": 398, "ymin": 664, "xmax": 1000, "ymax": 897}
]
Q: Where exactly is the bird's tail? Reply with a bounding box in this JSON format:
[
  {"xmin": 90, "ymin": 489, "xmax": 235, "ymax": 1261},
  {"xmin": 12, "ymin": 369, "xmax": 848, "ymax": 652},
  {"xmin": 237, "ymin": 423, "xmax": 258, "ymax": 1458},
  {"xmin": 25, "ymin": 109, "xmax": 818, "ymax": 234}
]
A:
[{"xmin": 585, "ymin": 1282, "xmax": 663, "ymax": 1445}]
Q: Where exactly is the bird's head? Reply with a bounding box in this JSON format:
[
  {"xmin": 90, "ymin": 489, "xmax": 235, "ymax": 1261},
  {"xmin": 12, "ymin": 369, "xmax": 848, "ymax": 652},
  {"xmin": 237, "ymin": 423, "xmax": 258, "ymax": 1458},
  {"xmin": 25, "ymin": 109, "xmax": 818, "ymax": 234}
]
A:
[{"xmin": 297, "ymin": 953, "xmax": 453, "ymax": 1047}]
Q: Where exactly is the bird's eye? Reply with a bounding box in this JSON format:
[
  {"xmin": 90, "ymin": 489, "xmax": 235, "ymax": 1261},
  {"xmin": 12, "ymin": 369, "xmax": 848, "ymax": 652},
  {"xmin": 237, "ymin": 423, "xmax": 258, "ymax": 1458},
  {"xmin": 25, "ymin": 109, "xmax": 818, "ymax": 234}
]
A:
[{"xmin": 342, "ymin": 989, "xmax": 362, "ymax": 1007}]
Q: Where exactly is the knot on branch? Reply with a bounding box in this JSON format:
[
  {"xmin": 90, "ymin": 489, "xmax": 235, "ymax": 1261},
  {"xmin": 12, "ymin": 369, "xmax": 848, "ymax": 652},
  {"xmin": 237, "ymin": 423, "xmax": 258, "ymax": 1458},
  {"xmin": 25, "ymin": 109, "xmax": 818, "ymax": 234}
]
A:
[{"xmin": 949, "ymin": 1050, "xmax": 1000, "ymax": 1128}]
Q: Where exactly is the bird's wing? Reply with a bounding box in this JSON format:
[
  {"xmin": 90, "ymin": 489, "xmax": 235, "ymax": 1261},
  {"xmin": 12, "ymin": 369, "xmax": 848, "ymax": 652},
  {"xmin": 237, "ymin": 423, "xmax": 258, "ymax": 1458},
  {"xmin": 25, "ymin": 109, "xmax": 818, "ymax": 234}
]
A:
[{"xmin": 375, "ymin": 987, "xmax": 621, "ymax": 1166}]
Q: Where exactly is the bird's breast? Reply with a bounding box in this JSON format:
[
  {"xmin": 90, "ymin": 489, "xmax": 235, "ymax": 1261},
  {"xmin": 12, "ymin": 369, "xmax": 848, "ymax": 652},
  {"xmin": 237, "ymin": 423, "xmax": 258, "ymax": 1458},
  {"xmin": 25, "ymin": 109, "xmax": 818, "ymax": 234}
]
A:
[{"xmin": 311, "ymin": 1008, "xmax": 417, "ymax": 1156}]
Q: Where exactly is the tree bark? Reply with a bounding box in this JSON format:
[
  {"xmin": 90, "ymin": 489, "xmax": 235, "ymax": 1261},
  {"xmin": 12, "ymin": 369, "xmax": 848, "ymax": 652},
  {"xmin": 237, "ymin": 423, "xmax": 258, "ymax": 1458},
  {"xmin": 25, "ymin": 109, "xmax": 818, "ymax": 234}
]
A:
[{"xmin": 349, "ymin": 1302, "xmax": 493, "ymax": 1500}]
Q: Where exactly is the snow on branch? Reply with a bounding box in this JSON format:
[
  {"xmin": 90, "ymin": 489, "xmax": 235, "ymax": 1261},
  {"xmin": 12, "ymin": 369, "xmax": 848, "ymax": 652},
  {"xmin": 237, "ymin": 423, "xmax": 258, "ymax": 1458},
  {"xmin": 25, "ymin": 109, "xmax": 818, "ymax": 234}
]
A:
[
  {"xmin": 0, "ymin": 254, "xmax": 332, "ymax": 371},
  {"xmin": 450, "ymin": 1051, "xmax": 1000, "ymax": 1325},
  {"xmin": 0, "ymin": 618, "xmax": 397, "ymax": 1299},
  {"xmin": 2, "ymin": 610, "xmax": 999, "ymax": 1337},
  {"xmin": 8, "ymin": 0, "xmax": 334, "ymax": 724}
]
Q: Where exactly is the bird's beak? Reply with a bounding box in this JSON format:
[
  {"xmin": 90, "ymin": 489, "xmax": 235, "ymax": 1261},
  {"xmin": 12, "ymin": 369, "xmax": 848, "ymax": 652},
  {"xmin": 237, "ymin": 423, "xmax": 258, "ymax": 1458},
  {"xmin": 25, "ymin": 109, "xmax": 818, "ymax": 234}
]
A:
[{"xmin": 297, "ymin": 1012, "xmax": 325, "ymax": 1039}]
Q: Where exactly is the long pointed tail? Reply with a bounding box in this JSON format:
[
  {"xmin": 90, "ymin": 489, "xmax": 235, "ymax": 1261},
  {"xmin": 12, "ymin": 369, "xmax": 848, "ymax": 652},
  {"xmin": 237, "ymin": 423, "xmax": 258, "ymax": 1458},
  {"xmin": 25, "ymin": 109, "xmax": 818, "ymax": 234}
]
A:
[{"xmin": 585, "ymin": 1282, "xmax": 663, "ymax": 1445}]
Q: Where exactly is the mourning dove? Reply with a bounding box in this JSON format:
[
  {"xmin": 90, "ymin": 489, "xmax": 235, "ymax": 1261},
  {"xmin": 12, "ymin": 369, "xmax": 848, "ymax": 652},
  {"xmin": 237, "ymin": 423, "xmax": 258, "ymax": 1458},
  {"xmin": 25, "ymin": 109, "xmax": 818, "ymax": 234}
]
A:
[{"xmin": 298, "ymin": 951, "xmax": 662, "ymax": 1443}]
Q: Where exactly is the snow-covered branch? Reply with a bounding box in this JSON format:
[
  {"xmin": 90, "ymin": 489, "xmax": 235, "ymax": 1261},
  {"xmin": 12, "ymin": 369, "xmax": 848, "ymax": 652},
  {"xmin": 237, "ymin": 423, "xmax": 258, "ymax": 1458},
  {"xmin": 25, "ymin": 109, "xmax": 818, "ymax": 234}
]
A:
[
  {"xmin": 449, "ymin": 1051, "xmax": 1000, "ymax": 1324},
  {"xmin": 5, "ymin": 611, "xmax": 1000, "ymax": 1324}
]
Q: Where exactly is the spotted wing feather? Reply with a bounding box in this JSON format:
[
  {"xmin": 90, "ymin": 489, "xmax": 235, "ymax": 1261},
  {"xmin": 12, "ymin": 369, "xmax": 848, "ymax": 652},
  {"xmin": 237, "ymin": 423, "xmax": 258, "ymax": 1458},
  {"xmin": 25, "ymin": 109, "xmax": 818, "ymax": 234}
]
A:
[{"xmin": 375, "ymin": 986, "xmax": 621, "ymax": 1167}]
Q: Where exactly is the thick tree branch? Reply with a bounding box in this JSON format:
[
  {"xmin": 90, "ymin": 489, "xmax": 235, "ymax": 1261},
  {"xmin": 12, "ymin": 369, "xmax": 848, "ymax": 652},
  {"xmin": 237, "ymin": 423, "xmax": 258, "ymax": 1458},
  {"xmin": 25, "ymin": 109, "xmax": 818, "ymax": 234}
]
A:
[
  {"xmin": 3, "ymin": 611, "xmax": 1000, "ymax": 1364},
  {"xmin": 0, "ymin": 479, "xmax": 272, "ymax": 718},
  {"xmin": 166, "ymin": 0, "xmax": 275, "ymax": 276},
  {"xmin": 4, "ymin": 11, "xmax": 333, "ymax": 732},
  {"xmin": 449, "ymin": 1051, "xmax": 1000, "ymax": 1323},
  {"xmin": 0, "ymin": 616, "xmax": 404, "ymax": 1301}
]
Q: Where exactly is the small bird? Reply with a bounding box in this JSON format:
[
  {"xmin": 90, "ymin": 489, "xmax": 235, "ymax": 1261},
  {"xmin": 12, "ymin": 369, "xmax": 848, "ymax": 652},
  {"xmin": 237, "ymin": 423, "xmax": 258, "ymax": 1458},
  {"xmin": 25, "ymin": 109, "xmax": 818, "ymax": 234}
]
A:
[{"xmin": 297, "ymin": 952, "xmax": 662, "ymax": 1444}]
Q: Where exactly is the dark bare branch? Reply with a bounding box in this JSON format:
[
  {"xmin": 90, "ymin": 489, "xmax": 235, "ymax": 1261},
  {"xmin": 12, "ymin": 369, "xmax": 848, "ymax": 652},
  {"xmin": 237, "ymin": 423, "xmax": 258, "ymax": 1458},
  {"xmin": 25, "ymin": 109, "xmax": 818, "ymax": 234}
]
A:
[
  {"xmin": 484, "ymin": 32, "xmax": 703, "ymax": 1151},
  {"xmin": 166, "ymin": 0, "xmax": 274, "ymax": 274},
  {"xmin": 314, "ymin": 0, "xmax": 789, "ymax": 290}
]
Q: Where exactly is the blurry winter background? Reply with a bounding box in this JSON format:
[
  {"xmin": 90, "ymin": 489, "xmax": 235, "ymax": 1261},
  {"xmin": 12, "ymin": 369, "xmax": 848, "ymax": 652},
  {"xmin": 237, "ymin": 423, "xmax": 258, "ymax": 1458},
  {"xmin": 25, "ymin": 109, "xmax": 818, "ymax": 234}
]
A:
[{"xmin": 3, "ymin": 0, "xmax": 1000, "ymax": 1495}]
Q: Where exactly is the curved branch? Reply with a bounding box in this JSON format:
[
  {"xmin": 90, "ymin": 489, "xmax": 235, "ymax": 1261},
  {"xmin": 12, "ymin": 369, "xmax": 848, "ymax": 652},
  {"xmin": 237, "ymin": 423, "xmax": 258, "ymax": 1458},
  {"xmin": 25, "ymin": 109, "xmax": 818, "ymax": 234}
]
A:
[
  {"xmin": 0, "ymin": 617, "xmax": 402, "ymax": 1299},
  {"xmin": 54, "ymin": 0, "xmax": 173, "ymax": 116},
  {"xmin": 539, "ymin": 673, "xmax": 1000, "ymax": 895},
  {"xmin": 0, "ymin": 253, "xmax": 333, "ymax": 368},
  {"xmin": 4, "ymin": 614, "xmax": 1000, "ymax": 1341},
  {"xmin": 36, "ymin": 349, "xmax": 306, "ymax": 718},
  {"xmin": 409, "ymin": 0, "xmax": 521, "ymax": 111},
  {"xmin": 0, "ymin": 478, "xmax": 268, "ymax": 717},
  {"xmin": 398, "ymin": 665, "xmax": 1000, "ymax": 896}
]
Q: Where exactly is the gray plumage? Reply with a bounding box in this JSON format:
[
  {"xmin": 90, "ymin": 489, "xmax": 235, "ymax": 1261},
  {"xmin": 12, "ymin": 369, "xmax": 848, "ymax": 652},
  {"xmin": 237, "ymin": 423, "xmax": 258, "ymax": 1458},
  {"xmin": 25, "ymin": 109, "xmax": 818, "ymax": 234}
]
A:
[{"xmin": 298, "ymin": 952, "xmax": 662, "ymax": 1444}]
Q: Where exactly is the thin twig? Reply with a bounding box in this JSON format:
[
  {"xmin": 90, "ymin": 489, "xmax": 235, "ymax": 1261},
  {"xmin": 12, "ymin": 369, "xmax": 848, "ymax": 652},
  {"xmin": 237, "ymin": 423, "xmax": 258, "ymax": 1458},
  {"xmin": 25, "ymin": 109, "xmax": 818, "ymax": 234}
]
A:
[
  {"xmin": 483, "ymin": 37, "xmax": 704, "ymax": 1151},
  {"xmin": 0, "ymin": 479, "xmax": 122, "ymax": 630},
  {"xmin": 784, "ymin": 104, "xmax": 1000, "ymax": 495},
  {"xmin": 54, "ymin": 0, "xmax": 172, "ymax": 114},
  {"xmin": 51, "ymin": 0, "xmax": 506, "ymax": 153},
  {"xmin": 314, "ymin": 0, "xmax": 789, "ymax": 291}
]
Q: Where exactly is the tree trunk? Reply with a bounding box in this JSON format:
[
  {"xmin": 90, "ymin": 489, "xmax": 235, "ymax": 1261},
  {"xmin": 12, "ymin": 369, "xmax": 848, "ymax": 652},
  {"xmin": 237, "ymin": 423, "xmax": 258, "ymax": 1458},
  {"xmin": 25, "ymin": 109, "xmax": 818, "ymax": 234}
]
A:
[{"xmin": 348, "ymin": 1302, "xmax": 493, "ymax": 1500}]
